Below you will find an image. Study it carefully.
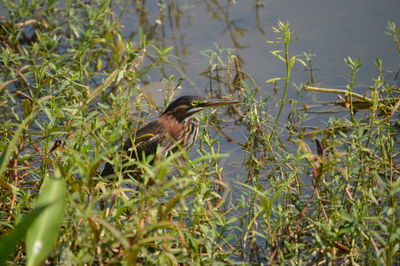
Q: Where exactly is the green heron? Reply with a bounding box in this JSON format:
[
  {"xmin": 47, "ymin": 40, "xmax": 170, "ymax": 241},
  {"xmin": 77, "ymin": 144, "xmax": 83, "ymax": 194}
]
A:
[{"xmin": 100, "ymin": 95, "xmax": 238, "ymax": 181}]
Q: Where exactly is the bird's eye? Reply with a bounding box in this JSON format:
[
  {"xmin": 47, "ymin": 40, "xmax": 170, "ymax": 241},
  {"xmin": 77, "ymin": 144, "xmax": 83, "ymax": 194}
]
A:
[{"xmin": 191, "ymin": 101, "xmax": 198, "ymax": 106}]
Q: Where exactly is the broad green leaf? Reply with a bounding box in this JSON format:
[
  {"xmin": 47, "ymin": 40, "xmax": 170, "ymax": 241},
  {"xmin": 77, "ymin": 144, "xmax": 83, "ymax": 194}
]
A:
[
  {"xmin": 26, "ymin": 172, "xmax": 67, "ymax": 266},
  {"xmin": 0, "ymin": 205, "xmax": 49, "ymax": 265}
]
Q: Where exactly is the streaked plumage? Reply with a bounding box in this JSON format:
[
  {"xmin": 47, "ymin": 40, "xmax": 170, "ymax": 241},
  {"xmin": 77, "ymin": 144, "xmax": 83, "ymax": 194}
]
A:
[{"xmin": 100, "ymin": 95, "xmax": 238, "ymax": 181}]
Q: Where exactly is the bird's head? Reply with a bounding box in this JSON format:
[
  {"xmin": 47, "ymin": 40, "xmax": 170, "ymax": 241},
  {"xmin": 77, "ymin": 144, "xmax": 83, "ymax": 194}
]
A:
[{"xmin": 160, "ymin": 95, "xmax": 238, "ymax": 122}]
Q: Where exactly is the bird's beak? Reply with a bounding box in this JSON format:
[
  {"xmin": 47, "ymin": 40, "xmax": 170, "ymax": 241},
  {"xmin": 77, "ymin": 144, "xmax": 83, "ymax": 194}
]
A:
[
  {"xmin": 202, "ymin": 99, "xmax": 239, "ymax": 108},
  {"xmin": 188, "ymin": 99, "xmax": 239, "ymax": 115}
]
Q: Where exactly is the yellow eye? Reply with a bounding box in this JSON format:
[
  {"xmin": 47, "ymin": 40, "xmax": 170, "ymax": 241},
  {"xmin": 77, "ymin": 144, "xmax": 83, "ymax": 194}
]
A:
[{"xmin": 191, "ymin": 101, "xmax": 198, "ymax": 106}]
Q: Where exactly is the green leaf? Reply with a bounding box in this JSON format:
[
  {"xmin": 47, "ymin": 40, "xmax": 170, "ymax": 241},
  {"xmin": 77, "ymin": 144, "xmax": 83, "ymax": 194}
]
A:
[
  {"xmin": 0, "ymin": 205, "xmax": 49, "ymax": 265},
  {"xmin": 296, "ymin": 57, "xmax": 307, "ymax": 67},
  {"xmin": 266, "ymin": 77, "xmax": 282, "ymax": 83},
  {"xmin": 26, "ymin": 172, "xmax": 67, "ymax": 266},
  {"xmin": 138, "ymin": 26, "xmax": 146, "ymax": 48},
  {"xmin": 22, "ymin": 99, "xmax": 32, "ymax": 117},
  {"xmin": 288, "ymin": 56, "xmax": 296, "ymax": 71}
]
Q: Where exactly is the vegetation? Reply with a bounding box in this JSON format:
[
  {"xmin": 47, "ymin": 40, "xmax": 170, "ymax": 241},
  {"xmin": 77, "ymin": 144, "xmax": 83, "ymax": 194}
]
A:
[{"xmin": 0, "ymin": 0, "xmax": 399, "ymax": 265}]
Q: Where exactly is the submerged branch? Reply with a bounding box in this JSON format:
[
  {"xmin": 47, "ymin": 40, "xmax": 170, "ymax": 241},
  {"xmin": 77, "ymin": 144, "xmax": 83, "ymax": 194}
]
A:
[
  {"xmin": 305, "ymin": 86, "xmax": 372, "ymax": 101},
  {"xmin": 305, "ymin": 86, "xmax": 400, "ymax": 114}
]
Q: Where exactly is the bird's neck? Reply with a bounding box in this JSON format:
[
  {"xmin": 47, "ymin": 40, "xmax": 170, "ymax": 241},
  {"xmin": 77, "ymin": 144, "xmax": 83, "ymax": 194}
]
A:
[{"xmin": 161, "ymin": 112, "xmax": 194, "ymax": 123}]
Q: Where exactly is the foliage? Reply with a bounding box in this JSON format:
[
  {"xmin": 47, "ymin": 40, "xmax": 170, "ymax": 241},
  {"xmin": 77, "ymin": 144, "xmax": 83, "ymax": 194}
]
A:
[{"xmin": 0, "ymin": 0, "xmax": 399, "ymax": 265}]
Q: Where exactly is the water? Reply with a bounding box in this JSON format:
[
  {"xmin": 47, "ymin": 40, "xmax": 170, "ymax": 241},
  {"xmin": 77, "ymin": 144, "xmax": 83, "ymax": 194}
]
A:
[{"xmin": 119, "ymin": 0, "xmax": 399, "ymax": 89}]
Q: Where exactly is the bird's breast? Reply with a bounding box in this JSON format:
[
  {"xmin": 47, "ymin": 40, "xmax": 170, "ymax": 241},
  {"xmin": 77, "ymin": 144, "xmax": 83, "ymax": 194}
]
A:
[
  {"xmin": 178, "ymin": 117, "xmax": 199, "ymax": 151},
  {"xmin": 158, "ymin": 116, "xmax": 199, "ymax": 154}
]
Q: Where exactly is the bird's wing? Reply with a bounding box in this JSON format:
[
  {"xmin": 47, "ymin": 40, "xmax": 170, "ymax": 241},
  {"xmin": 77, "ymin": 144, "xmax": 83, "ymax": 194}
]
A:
[
  {"xmin": 101, "ymin": 121, "xmax": 165, "ymax": 177},
  {"xmin": 123, "ymin": 120, "xmax": 165, "ymax": 160}
]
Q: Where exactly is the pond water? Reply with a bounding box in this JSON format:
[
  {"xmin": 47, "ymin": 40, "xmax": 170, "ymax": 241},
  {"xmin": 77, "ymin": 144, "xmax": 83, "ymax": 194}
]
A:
[
  {"xmin": 118, "ymin": 0, "xmax": 399, "ymax": 93},
  {"xmin": 116, "ymin": 0, "xmax": 400, "ymax": 184}
]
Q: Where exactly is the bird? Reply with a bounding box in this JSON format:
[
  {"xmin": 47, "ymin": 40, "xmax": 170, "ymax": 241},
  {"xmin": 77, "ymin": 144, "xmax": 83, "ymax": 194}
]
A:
[{"xmin": 100, "ymin": 95, "xmax": 239, "ymax": 183}]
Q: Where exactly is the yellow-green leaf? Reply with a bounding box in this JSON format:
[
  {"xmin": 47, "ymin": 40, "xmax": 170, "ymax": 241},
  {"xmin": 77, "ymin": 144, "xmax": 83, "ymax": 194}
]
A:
[{"xmin": 266, "ymin": 77, "xmax": 283, "ymax": 83}]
